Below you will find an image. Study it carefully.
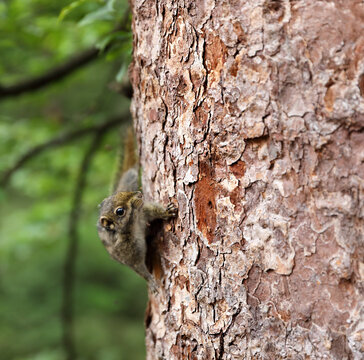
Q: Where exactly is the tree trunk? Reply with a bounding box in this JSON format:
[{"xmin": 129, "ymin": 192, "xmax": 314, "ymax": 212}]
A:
[{"xmin": 129, "ymin": 1, "xmax": 364, "ymax": 359}]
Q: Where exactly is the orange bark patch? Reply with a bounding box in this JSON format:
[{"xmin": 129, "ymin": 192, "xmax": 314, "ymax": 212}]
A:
[
  {"xmin": 229, "ymin": 60, "xmax": 239, "ymax": 77},
  {"xmin": 277, "ymin": 309, "xmax": 291, "ymax": 322},
  {"xmin": 359, "ymin": 73, "xmax": 364, "ymax": 97},
  {"xmin": 233, "ymin": 21, "xmax": 246, "ymax": 44},
  {"xmin": 205, "ymin": 35, "xmax": 227, "ymax": 86},
  {"xmin": 229, "ymin": 160, "xmax": 246, "ymax": 177},
  {"xmin": 229, "ymin": 186, "xmax": 241, "ymax": 208},
  {"xmin": 193, "ymin": 101, "xmax": 209, "ymax": 128},
  {"xmin": 194, "ymin": 161, "xmax": 217, "ymax": 244},
  {"xmin": 205, "ymin": 35, "xmax": 227, "ymax": 72},
  {"xmin": 228, "ymin": 162, "xmax": 246, "ymax": 209},
  {"xmin": 324, "ymin": 85, "xmax": 335, "ymax": 112}
]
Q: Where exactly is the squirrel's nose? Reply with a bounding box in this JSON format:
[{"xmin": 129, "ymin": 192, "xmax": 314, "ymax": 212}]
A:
[{"xmin": 100, "ymin": 216, "xmax": 115, "ymax": 230}]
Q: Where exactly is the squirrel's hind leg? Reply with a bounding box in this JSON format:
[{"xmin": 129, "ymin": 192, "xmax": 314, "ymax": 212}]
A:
[{"xmin": 134, "ymin": 262, "xmax": 159, "ymax": 294}]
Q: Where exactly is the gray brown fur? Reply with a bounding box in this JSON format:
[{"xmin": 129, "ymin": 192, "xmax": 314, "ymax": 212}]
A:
[{"xmin": 97, "ymin": 168, "xmax": 177, "ymax": 293}]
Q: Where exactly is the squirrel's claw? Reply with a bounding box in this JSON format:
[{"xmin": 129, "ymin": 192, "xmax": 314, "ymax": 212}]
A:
[{"xmin": 166, "ymin": 202, "xmax": 178, "ymax": 217}]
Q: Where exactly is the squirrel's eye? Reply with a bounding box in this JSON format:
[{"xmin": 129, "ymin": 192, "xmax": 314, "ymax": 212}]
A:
[{"xmin": 115, "ymin": 207, "xmax": 125, "ymax": 216}]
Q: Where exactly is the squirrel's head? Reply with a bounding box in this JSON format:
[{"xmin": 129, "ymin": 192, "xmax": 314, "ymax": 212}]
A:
[{"xmin": 98, "ymin": 191, "xmax": 143, "ymax": 233}]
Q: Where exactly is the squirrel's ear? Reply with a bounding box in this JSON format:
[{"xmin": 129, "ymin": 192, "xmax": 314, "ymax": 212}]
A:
[
  {"xmin": 131, "ymin": 192, "xmax": 143, "ymax": 209},
  {"xmin": 100, "ymin": 216, "xmax": 115, "ymax": 230}
]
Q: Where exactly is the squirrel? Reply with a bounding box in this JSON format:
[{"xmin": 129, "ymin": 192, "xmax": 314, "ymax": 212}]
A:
[{"xmin": 97, "ymin": 128, "xmax": 177, "ymax": 294}]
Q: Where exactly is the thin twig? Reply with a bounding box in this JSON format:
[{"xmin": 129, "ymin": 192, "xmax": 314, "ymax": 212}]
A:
[
  {"xmin": 0, "ymin": 115, "xmax": 130, "ymax": 187},
  {"xmin": 0, "ymin": 48, "xmax": 100, "ymax": 99},
  {"xmin": 61, "ymin": 129, "xmax": 107, "ymax": 360}
]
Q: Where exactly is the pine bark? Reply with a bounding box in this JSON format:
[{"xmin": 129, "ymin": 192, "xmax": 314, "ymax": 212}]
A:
[{"xmin": 129, "ymin": 1, "xmax": 364, "ymax": 359}]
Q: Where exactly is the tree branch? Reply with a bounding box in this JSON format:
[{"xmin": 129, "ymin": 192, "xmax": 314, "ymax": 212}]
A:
[
  {"xmin": 61, "ymin": 130, "xmax": 106, "ymax": 360},
  {"xmin": 0, "ymin": 48, "xmax": 100, "ymax": 99},
  {"xmin": 0, "ymin": 13, "xmax": 133, "ymax": 101},
  {"xmin": 0, "ymin": 115, "xmax": 130, "ymax": 187}
]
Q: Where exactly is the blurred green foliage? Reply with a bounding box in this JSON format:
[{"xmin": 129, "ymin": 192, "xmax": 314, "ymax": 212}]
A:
[{"xmin": 0, "ymin": 1, "xmax": 148, "ymax": 359}]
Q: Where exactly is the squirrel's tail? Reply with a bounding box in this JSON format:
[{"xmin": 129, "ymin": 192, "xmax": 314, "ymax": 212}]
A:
[
  {"xmin": 121, "ymin": 126, "xmax": 137, "ymax": 174},
  {"xmin": 116, "ymin": 166, "xmax": 139, "ymax": 192},
  {"xmin": 111, "ymin": 126, "xmax": 139, "ymax": 193}
]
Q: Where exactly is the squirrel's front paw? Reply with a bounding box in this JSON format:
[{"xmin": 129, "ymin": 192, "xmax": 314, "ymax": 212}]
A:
[{"xmin": 166, "ymin": 202, "xmax": 178, "ymax": 218}]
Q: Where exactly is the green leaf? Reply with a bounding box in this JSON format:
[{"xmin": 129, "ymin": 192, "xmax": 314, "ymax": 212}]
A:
[
  {"xmin": 58, "ymin": 0, "xmax": 92, "ymax": 22},
  {"xmin": 78, "ymin": 0, "xmax": 116, "ymax": 27},
  {"xmin": 96, "ymin": 30, "xmax": 131, "ymax": 52},
  {"xmin": 115, "ymin": 62, "xmax": 127, "ymax": 83}
]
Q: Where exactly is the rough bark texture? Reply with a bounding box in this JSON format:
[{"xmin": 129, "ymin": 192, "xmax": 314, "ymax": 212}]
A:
[{"xmin": 129, "ymin": 1, "xmax": 364, "ymax": 359}]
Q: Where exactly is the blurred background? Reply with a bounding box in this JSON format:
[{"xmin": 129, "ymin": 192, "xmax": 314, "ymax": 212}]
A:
[{"xmin": 0, "ymin": 1, "xmax": 148, "ymax": 359}]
